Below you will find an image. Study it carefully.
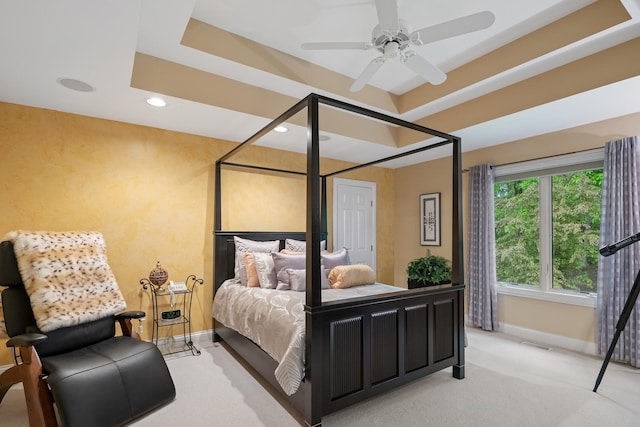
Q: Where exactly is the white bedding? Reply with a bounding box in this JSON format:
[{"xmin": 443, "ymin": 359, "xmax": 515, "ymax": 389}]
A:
[{"xmin": 212, "ymin": 279, "xmax": 402, "ymax": 395}]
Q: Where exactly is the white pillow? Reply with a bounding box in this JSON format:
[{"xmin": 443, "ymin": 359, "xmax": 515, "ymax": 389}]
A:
[
  {"xmin": 253, "ymin": 252, "xmax": 277, "ymax": 289},
  {"xmin": 233, "ymin": 236, "xmax": 279, "ymax": 285}
]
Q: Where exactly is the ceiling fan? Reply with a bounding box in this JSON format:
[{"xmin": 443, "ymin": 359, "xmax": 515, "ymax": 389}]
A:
[{"xmin": 301, "ymin": 0, "xmax": 495, "ymax": 92}]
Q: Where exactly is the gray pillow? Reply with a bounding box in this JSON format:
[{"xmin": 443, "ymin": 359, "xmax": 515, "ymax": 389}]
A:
[
  {"xmin": 234, "ymin": 236, "xmax": 279, "ymax": 285},
  {"xmin": 286, "ymin": 267, "xmax": 330, "ymax": 291},
  {"xmin": 284, "ymin": 238, "xmax": 327, "ymax": 252},
  {"xmin": 321, "ymin": 248, "xmax": 350, "ymax": 272},
  {"xmin": 272, "ymin": 252, "xmax": 306, "ymax": 290}
]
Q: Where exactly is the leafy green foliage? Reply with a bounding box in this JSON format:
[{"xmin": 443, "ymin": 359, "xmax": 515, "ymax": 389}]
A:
[
  {"xmin": 494, "ymin": 169, "xmax": 602, "ymax": 293},
  {"xmin": 406, "ymin": 250, "xmax": 452, "ymax": 284},
  {"xmin": 494, "ymin": 178, "xmax": 541, "ymax": 285}
]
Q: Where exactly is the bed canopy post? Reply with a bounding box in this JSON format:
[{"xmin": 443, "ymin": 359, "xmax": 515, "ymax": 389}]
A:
[
  {"xmin": 304, "ymin": 94, "xmax": 323, "ymax": 427},
  {"xmin": 305, "ymin": 94, "xmax": 322, "ymax": 308},
  {"xmin": 321, "ymin": 176, "xmax": 327, "ymax": 239},
  {"xmin": 451, "ymin": 135, "xmax": 465, "ymax": 379},
  {"xmin": 451, "ymin": 136, "xmax": 464, "ymax": 283},
  {"xmin": 214, "ymin": 161, "xmax": 221, "ymax": 231}
]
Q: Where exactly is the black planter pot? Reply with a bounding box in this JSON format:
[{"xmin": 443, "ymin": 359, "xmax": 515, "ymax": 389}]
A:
[{"xmin": 407, "ymin": 278, "xmax": 452, "ymax": 289}]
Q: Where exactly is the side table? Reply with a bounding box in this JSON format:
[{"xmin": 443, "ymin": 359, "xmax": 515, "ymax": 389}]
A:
[{"xmin": 140, "ymin": 274, "xmax": 204, "ymax": 356}]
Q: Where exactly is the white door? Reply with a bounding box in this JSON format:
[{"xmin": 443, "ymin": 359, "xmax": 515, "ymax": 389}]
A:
[{"xmin": 333, "ymin": 178, "xmax": 376, "ymax": 270}]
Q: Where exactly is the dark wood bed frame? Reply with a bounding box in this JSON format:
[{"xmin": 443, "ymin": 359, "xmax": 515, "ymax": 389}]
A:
[{"xmin": 213, "ymin": 94, "xmax": 465, "ymax": 427}]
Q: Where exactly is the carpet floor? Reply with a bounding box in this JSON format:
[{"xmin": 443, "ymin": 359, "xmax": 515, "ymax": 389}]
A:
[{"xmin": 1, "ymin": 328, "xmax": 639, "ymax": 426}]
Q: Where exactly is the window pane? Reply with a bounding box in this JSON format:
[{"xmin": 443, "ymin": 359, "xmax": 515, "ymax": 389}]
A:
[
  {"xmin": 494, "ymin": 178, "xmax": 540, "ymax": 286},
  {"xmin": 551, "ymin": 169, "xmax": 602, "ymax": 293}
]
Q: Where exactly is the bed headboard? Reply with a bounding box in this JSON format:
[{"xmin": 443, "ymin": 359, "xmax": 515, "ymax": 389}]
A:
[{"xmin": 214, "ymin": 231, "xmax": 311, "ymax": 292}]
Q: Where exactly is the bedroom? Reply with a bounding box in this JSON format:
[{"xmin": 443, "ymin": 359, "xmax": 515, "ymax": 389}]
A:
[{"xmin": 1, "ymin": 0, "xmax": 640, "ymax": 426}]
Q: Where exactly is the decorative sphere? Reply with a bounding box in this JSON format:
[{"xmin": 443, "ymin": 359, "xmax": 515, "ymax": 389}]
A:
[{"xmin": 149, "ymin": 261, "xmax": 168, "ymax": 287}]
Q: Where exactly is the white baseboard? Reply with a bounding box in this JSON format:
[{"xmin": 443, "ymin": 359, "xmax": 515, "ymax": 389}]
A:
[{"xmin": 499, "ymin": 323, "xmax": 597, "ymax": 356}]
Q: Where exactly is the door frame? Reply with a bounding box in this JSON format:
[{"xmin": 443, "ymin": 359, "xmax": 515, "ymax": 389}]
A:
[{"xmin": 332, "ymin": 178, "xmax": 376, "ymax": 271}]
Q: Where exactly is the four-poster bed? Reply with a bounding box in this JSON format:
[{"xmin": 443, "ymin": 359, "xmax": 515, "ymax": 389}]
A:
[{"xmin": 212, "ymin": 93, "xmax": 465, "ymax": 427}]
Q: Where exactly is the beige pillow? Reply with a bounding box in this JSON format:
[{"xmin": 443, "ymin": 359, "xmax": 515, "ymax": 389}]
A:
[
  {"xmin": 243, "ymin": 253, "xmax": 260, "ymax": 287},
  {"xmin": 280, "ymin": 249, "xmax": 303, "ymax": 255},
  {"xmin": 328, "ymin": 264, "xmax": 375, "ymax": 289}
]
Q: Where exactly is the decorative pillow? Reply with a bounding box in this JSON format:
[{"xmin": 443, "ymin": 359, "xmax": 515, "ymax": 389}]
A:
[
  {"xmin": 280, "ymin": 249, "xmax": 303, "ymax": 255},
  {"xmin": 284, "ymin": 239, "xmax": 327, "ymax": 252},
  {"xmin": 271, "ymin": 251, "xmax": 307, "ymax": 290},
  {"xmin": 243, "ymin": 253, "xmax": 260, "ymax": 287},
  {"xmin": 234, "ymin": 236, "xmax": 279, "ymax": 285},
  {"xmin": 253, "ymin": 252, "xmax": 277, "ymax": 289},
  {"xmin": 5, "ymin": 231, "xmax": 127, "ymax": 332},
  {"xmin": 321, "ymin": 248, "xmax": 350, "ymax": 272},
  {"xmin": 328, "ymin": 264, "xmax": 376, "ymax": 289},
  {"xmin": 285, "ymin": 267, "xmax": 330, "ymax": 291}
]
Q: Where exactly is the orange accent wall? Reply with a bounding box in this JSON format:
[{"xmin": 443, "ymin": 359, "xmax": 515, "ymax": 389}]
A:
[{"xmin": 0, "ymin": 101, "xmax": 395, "ymax": 365}]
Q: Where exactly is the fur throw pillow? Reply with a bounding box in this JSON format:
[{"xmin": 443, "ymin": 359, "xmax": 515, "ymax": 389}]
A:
[{"xmin": 4, "ymin": 231, "xmax": 127, "ymax": 332}]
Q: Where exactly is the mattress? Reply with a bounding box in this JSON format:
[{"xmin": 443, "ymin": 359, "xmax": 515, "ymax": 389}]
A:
[{"xmin": 212, "ymin": 279, "xmax": 402, "ymax": 395}]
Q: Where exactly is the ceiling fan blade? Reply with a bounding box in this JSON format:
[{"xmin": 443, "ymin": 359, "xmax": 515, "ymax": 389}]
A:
[
  {"xmin": 410, "ymin": 11, "xmax": 495, "ymax": 46},
  {"xmin": 375, "ymin": 0, "xmax": 399, "ymax": 33},
  {"xmin": 350, "ymin": 57, "xmax": 386, "ymax": 92},
  {"xmin": 301, "ymin": 41, "xmax": 372, "ymax": 50},
  {"xmin": 401, "ymin": 51, "xmax": 447, "ymax": 85}
]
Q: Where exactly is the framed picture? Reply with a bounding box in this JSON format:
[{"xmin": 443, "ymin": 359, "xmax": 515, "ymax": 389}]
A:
[{"xmin": 420, "ymin": 192, "xmax": 441, "ymax": 246}]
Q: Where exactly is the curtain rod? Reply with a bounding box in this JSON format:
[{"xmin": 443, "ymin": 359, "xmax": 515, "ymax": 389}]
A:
[{"xmin": 462, "ymin": 147, "xmax": 603, "ymax": 173}]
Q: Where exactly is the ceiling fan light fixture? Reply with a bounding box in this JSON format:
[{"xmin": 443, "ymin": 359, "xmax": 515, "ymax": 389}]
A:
[{"xmin": 383, "ymin": 41, "xmax": 400, "ymax": 58}]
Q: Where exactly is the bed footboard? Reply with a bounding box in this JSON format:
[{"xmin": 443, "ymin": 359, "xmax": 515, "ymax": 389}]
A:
[
  {"xmin": 214, "ymin": 284, "xmax": 464, "ymax": 426},
  {"xmin": 308, "ymin": 284, "xmax": 465, "ymax": 421}
]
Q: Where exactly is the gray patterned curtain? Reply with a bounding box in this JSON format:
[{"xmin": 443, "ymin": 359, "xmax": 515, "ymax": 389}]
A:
[
  {"xmin": 597, "ymin": 136, "xmax": 640, "ymax": 366},
  {"xmin": 468, "ymin": 164, "xmax": 499, "ymax": 331}
]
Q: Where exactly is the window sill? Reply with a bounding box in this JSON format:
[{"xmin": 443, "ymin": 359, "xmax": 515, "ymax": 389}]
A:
[{"xmin": 496, "ymin": 283, "xmax": 596, "ymax": 308}]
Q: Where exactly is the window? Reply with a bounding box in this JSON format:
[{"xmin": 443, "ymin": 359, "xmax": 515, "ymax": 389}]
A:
[{"xmin": 493, "ymin": 150, "xmax": 603, "ymax": 306}]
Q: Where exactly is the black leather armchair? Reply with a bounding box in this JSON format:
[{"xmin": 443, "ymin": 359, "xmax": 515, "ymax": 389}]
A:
[{"xmin": 0, "ymin": 240, "xmax": 176, "ymax": 426}]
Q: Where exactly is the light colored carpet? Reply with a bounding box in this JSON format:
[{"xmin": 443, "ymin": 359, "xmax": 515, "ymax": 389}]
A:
[{"xmin": 1, "ymin": 328, "xmax": 639, "ymax": 426}]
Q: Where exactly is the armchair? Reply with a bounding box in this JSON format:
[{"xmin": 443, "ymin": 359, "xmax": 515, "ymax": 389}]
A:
[{"xmin": 0, "ymin": 233, "xmax": 175, "ymax": 427}]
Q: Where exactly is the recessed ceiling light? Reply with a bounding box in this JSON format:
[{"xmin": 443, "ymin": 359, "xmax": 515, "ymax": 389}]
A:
[
  {"xmin": 319, "ymin": 134, "xmax": 331, "ymax": 141},
  {"xmin": 57, "ymin": 78, "xmax": 94, "ymax": 92},
  {"xmin": 146, "ymin": 97, "xmax": 166, "ymax": 107},
  {"xmin": 274, "ymin": 125, "xmax": 288, "ymax": 133}
]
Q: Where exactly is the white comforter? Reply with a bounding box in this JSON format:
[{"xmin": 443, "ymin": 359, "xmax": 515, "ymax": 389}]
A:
[{"xmin": 212, "ymin": 280, "xmax": 401, "ymax": 395}]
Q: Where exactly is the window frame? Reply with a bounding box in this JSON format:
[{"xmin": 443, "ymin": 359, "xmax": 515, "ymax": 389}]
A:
[{"xmin": 493, "ymin": 149, "xmax": 604, "ymax": 308}]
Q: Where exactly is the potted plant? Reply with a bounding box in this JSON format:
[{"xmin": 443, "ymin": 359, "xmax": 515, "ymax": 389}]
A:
[{"xmin": 406, "ymin": 250, "xmax": 452, "ymax": 288}]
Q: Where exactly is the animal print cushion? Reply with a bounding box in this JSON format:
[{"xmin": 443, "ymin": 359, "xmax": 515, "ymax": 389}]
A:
[{"xmin": 4, "ymin": 231, "xmax": 127, "ymax": 332}]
